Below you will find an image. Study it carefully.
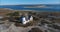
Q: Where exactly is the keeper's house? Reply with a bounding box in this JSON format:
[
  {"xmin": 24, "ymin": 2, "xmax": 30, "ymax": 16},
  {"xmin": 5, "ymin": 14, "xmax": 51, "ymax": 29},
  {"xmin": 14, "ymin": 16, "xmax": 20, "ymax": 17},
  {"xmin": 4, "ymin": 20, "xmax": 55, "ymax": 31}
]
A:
[{"xmin": 19, "ymin": 15, "xmax": 33, "ymax": 24}]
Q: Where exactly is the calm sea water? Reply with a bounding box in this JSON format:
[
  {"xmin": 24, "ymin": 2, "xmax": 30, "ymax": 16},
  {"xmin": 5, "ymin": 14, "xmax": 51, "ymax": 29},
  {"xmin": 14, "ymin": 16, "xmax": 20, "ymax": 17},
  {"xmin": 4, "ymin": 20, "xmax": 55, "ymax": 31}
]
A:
[{"xmin": 0, "ymin": 4, "xmax": 60, "ymax": 12}]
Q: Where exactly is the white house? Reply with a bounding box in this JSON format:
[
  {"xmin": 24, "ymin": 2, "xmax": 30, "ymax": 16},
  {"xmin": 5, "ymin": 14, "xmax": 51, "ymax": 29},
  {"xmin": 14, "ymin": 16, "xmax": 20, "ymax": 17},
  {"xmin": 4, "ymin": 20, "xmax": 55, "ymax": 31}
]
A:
[{"xmin": 19, "ymin": 15, "xmax": 33, "ymax": 24}]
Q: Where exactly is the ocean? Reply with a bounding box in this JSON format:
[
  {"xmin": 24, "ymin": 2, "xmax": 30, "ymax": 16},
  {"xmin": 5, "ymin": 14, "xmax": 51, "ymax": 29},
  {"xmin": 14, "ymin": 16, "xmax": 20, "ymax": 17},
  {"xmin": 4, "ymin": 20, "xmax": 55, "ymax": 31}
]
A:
[{"xmin": 0, "ymin": 4, "xmax": 60, "ymax": 12}]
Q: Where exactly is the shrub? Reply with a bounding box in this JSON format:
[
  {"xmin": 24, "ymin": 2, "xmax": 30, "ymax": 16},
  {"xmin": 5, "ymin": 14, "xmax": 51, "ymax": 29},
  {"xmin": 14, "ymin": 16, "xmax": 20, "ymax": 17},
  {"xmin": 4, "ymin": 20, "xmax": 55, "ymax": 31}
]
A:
[{"xmin": 28, "ymin": 27, "xmax": 43, "ymax": 32}]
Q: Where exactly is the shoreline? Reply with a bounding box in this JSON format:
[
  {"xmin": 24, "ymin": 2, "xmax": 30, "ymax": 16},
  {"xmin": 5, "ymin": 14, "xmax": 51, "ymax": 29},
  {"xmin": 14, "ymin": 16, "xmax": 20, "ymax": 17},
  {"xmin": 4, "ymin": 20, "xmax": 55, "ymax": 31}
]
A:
[{"xmin": 0, "ymin": 8, "xmax": 60, "ymax": 13}]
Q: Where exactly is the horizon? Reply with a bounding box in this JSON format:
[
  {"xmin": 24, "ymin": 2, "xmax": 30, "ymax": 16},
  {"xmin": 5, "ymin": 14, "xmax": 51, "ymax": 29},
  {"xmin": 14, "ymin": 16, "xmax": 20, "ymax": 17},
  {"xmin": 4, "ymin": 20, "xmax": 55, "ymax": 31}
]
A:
[
  {"xmin": 0, "ymin": 3, "xmax": 60, "ymax": 6},
  {"xmin": 0, "ymin": 0, "xmax": 60, "ymax": 5}
]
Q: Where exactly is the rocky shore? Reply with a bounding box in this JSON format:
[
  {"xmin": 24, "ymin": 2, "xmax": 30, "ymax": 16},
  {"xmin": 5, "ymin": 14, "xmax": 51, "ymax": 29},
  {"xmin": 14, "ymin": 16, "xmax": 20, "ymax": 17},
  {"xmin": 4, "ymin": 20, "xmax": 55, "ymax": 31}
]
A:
[{"xmin": 0, "ymin": 8, "xmax": 60, "ymax": 32}]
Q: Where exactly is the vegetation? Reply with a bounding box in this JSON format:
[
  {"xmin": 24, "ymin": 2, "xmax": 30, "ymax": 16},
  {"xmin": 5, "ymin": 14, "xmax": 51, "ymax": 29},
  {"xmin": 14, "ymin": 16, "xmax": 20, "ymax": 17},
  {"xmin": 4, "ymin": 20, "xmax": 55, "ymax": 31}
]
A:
[
  {"xmin": 28, "ymin": 27, "xmax": 43, "ymax": 32},
  {"xmin": 6, "ymin": 11, "xmax": 20, "ymax": 22},
  {"xmin": 6, "ymin": 11, "xmax": 19, "ymax": 16},
  {"xmin": 15, "ymin": 21, "xmax": 34, "ymax": 27}
]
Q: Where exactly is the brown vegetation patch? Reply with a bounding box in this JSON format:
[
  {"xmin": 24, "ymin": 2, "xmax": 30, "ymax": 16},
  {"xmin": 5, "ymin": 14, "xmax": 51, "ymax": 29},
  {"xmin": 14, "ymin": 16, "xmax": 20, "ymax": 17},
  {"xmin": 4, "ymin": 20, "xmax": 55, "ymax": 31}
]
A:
[{"xmin": 28, "ymin": 27, "xmax": 43, "ymax": 32}]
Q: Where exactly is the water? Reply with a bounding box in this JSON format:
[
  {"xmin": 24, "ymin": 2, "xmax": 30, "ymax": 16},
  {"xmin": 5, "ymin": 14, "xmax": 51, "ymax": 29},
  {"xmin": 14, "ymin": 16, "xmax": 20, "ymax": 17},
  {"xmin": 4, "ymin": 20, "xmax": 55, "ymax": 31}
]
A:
[{"xmin": 0, "ymin": 4, "xmax": 60, "ymax": 12}]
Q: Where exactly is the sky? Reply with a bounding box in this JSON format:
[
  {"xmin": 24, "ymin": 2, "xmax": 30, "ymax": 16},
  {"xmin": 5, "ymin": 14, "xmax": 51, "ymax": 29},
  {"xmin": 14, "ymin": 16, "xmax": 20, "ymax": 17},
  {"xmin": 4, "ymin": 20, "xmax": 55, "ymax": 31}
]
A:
[{"xmin": 0, "ymin": 0, "xmax": 60, "ymax": 5}]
